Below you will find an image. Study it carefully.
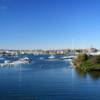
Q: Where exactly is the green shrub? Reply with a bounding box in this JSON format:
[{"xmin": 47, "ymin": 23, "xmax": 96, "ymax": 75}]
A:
[
  {"xmin": 73, "ymin": 54, "xmax": 100, "ymax": 71},
  {"xmin": 88, "ymin": 55, "xmax": 100, "ymax": 64}
]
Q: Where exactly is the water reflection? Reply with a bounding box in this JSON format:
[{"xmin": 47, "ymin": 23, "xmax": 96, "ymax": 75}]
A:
[
  {"xmin": 75, "ymin": 68, "xmax": 100, "ymax": 80},
  {"xmin": 0, "ymin": 59, "xmax": 100, "ymax": 100},
  {"xmin": 88, "ymin": 71, "xmax": 100, "ymax": 80}
]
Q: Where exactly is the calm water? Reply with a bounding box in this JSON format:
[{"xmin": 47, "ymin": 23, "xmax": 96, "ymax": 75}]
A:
[{"xmin": 0, "ymin": 56, "xmax": 100, "ymax": 100}]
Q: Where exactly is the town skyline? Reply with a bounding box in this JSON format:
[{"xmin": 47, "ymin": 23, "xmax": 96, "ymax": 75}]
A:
[{"xmin": 0, "ymin": 46, "xmax": 98, "ymax": 50}]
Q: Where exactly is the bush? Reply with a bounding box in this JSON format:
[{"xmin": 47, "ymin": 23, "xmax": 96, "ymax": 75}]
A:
[
  {"xmin": 73, "ymin": 54, "xmax": 100, "ymax": 71},
  {"xmin": 77, "ymin": 53, "xmax": 88, "ymax": 62},
  {"xmin": 88, "ymin": 55, "xmax": 100, "ymax": 65}
]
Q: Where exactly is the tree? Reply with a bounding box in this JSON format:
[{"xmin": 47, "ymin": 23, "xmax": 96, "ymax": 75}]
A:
[
  {"xmin": 77, "ymin": 53, "xmax": 88, "ymax": 62},
  {"xmin": 89, "ymin": 55, "xmax": 100, "ymax": 65}
]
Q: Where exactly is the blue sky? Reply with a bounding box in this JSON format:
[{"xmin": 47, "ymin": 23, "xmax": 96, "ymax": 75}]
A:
[{"xmin": 0, "ymin": 0, "xmax": 100, "ymax": 49}]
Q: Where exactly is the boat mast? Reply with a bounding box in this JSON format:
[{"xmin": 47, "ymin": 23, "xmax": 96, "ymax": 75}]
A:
[{"xmin": 71, "ymin": 39, "xmax": 75, "ymax": 56}]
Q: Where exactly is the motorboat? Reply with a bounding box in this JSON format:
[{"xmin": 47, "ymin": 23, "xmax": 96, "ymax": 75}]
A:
[
  {"xmin": 62, "ymin": 56, "xmax": 68, "ymax": 59},
  {"xmin": 19, "ymin": 56, "xmax": 32, "ymax": 63},
  {"xmin": 4, "ymin": 60, "xmax": 11, "ymax": 64},
  {"xmin": 48, "ymin": 55, "xmax": 55, "ymax": 59},
  {"xmin": 23, "ymin": 57, "xmax": 30, "ymax": 61}
]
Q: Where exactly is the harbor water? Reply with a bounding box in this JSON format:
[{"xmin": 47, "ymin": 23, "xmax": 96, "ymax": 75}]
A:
[{"xmin": 0, "ymin": 55, "xmax": 100, "ymax": 100}]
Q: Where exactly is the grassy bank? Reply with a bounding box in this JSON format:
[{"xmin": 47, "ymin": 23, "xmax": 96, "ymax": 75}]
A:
[{"xmin": 73, "ymin": 53, "xmax": 100, "ymax": 71}]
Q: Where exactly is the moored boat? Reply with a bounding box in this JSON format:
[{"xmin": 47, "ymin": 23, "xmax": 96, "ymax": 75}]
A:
[{"xmin": 48, "ymin": 55, "xmax": 55, "ymax": 59}]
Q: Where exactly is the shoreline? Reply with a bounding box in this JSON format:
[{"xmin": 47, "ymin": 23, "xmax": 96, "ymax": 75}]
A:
[{"xmin": 68, "ymin": 59, "xmax": 76, "ymax": 68}]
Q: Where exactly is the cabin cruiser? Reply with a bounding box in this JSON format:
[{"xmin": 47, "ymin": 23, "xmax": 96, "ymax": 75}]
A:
[
  {"xmin": 23, "ymin": 57, "xmax": 30, "ymax": 61},
  {"xmin": 19, "ymin": 57, "xmax": 32, "ymax": 63},
  {"xmin": 62, "ymin": 56, "xmax": 68, "ymax": 59},
  {"xmin": 0, "ymin": 60, "xmax": 14, "ymax": 66},
  {"xmin": 48, "ymin": 55, "xmax": 55, "ymax": 59},
  {"xmin": 4, "ymin": 60, "xmax": 11, "ymax": 64}
]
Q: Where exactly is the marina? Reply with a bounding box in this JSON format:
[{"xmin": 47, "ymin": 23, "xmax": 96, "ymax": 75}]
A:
[
  {"xmin": 0, "ymin": 0, "xmax": 100, "ymax": 99},
  {"xmin": 0, "ymin": 54, "xmax": 75, "ymax": 67}
]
